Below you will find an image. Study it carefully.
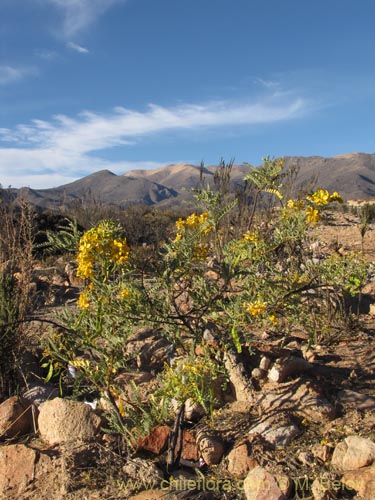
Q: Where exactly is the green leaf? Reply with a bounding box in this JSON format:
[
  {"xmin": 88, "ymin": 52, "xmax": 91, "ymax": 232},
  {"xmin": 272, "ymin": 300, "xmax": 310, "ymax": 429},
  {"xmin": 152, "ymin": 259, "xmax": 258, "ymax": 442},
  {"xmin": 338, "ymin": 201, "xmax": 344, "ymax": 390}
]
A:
[{"xmin": 231, "ymin": 325, "xmax": 242, "ymax": 353}]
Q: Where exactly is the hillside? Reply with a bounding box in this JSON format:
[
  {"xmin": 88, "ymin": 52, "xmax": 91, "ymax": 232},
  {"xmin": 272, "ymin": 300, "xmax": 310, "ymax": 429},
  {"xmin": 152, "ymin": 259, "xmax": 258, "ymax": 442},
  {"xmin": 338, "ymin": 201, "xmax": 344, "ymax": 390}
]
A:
[{"xmin": 7, "ymin": 152, "xmax": 375, "ymax": 210}]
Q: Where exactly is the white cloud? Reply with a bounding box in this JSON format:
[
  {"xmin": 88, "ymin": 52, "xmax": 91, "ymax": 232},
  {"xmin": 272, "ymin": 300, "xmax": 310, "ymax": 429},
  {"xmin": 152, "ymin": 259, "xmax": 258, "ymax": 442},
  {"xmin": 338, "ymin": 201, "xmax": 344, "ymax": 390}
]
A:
[
  {"xmin": 0, "ymin": 65, "xmax": 36, "ymax": 85},
  {"xmin": 35, "ymin": 49, "xmax": 59, "ymax": 61},
  {"xmin": 47, "ymin": 0, "xmax": 124, "ymax": 37},
  {"xmin": 0, "ymin": 94, "xmax": 311, "ymax": 188},
  {"xmin": 67, "ymin": 41, "xmax": 90, "ymax": 54}
]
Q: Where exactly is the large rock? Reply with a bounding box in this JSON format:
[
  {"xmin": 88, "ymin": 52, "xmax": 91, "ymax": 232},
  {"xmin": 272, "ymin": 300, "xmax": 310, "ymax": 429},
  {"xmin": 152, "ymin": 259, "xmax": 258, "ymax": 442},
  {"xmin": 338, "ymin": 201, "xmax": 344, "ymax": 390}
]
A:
[
  {"xmin": 0, "ymin": 444, "xmax": 37, "ymax": 496},
  {"xmin": 243, "ymin": 466, "xmax": 285, "ymax": 500},
  {"xmin": 342, "ymin": 463, "xmax": 375, "ymax": 499},
  {"xmin": 337, "ymin": 389, "xmax": 375, "ymax": 410},
  {"xmin": 38, "ymin": 398, "xmax": 102, "ymax": 445},
  {"xmin": 257, "ymin": 378, "xmax": 335, "ymax": 423},
  {"xmin": 331, "ymin": 435, "xmax": 375, "ymax": 471},
  {"xmin": 0, "ymin": 396, "xmax": 33, "ymax": 439}
]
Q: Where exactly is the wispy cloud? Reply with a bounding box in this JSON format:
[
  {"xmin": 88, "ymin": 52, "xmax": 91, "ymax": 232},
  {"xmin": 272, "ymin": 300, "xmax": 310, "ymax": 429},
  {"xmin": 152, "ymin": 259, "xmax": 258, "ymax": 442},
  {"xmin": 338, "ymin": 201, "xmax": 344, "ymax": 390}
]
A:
[
  {"xmin": 0, "ymin": 94, "xmax": 311, "ymax": 188},
  {"xmin": 47, "ymin": 0, "xmax": 124, "ymax": 37},
  {"xmin": 0, "ymin": 65, "xmax": 36, "ymax": 85},
  {"xmin": 67, "ymin": 41, "xmax": 90, "ymax": 54},
  {"xmin": 35, "ymin": 49, "xmax": 59, "ymax": 61}
]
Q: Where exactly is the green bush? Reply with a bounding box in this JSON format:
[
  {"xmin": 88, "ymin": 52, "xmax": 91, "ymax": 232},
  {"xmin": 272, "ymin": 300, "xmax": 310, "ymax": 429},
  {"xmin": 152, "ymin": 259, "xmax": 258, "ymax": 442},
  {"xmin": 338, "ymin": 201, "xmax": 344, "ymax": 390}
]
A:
[{"xmin": 43, "ymin": 158, "xmax": 369, "ymax": 444}]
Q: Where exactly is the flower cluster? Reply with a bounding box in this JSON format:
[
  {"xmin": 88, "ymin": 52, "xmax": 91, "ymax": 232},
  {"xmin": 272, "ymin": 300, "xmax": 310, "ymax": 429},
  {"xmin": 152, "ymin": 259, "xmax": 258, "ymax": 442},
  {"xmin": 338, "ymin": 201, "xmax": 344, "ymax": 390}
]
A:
[
  {"xmin": 306, "ymin": 189, "xmax": 343, "ymax": 206},
  {"xmin": 284, "ymin": 189, "xmax": 343, "ymax": 226},
  {"xmin": 175, "ymin": 212, "xmax": 211, "ymax": 236},
  {"xmin": 78, "ymin": 291, "xmax": 90, "ymax": 310},
  {"xmin": 243, "ymin": 231, "xmax": 258, "ymax": 243},
  {"xmin": 243, "ymin": 300, "xmax": 268, "ymax": 316},
  {"xmin": 76, "ymin": 221, "xmax": 130, "ymax": 279}
]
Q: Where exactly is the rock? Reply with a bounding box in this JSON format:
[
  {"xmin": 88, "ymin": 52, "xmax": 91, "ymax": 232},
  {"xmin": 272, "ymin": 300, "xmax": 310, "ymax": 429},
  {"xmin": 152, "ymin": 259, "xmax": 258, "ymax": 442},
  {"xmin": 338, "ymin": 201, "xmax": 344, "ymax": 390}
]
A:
[
  {"xmin": 22, "ymin": 384, "xmax": 59, "ymax": 408},
  {"xmin": 311, "ymin": 477, "xmax": 335, "ymax": 500},
  {"xmin": 297, "ymin": 451, "xmax": 315, "ymax": 466},
  {"xmin": 259, "ymin": 356, "xmax": 271, "ymax": 371},
  {"xmin": 0, "ymin": 444, "xmax": 37, "ymax": 496},
  {"xmin": 137, "ymin": 425, "xmax": 170, "ymax": 455},
  {"xmin": 115, "ymin": 371, "xmax": 154, "ymax": 386},
  {"xmin": 126, "ymin": 327, "xmax": 174, "ymax": 371},
  {"xmin": 342, "ymin": 463, "xmax": 375, "ymax": 499},
  {"xmin": 275, "ymin": 475, "xmax": 293, "ymax": 498},
  {"xmin": 337, "ymin": 389, "xmax": 375, "ymax": 410},
  {"xmin": 197, "ymin": 432, "xmax": 224, "ymax": 465},
  {"xmin": 38, "ymin": 398, "xmax": 102, "ymax": 445},
  {"xmin": 227, "ymin": 442, "xmax": 258, "ymax": 478},
  {"xmin": 184, "ymin": 398, "xmax": 206, "ymax": 421},
  {"xmin": 249, "ymin": 415, "xmax": 300, "ymax": 447},
  {"xmin": 243, "ymin": 466, "xmax": 285, "ymax": 500},
  {"xmin": 257, "ymin": 378, "xmax": 335, "ymax": 423},
  {"xmin": 181, "ymin": 430, "xmax": 199, "ymax": 461},
  {"xmin": 267, "ymin": 356, "xmax": 312, "ymax": 383},
  {"xmin": 224, "ymin": 351, "xmax": 254, "ymax": 403},
  {"xmin": 311, "ymin": 443, "xmax": 331, "ymax": 463},
  {"xmin": 331, "ymin": 435, "xmax": 375, "ymax": 471},
  {"xmin": 251, "ymin": 368, "xmax": 267, "ymax": 380},
  {"xmin": 123, "ymin": 457, "xmax": 164, "ymax": 488},
  {"xmin": 0, "ymin": 396, "xmax": 33, "ymax": 439}
]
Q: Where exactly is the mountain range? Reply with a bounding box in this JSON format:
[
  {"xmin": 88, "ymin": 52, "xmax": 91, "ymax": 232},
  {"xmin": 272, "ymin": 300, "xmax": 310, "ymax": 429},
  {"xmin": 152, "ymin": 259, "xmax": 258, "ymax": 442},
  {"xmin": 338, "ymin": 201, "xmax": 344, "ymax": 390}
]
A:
[{"xmin": 9, "ymin": 152, "xmax": 375, "ymax": 211}]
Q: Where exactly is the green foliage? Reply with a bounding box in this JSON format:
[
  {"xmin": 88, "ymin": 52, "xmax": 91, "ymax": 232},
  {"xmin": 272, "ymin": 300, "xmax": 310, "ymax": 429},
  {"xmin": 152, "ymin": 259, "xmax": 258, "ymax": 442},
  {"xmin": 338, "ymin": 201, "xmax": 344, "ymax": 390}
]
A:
[{"xmin": 38, "ymin": 217, "xmax": 82, "ymax": 254}]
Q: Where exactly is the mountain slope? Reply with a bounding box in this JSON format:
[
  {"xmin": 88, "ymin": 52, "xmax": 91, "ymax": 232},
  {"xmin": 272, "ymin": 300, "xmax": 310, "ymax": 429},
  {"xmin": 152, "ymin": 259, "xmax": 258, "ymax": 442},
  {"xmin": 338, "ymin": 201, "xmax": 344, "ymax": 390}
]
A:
[{"xmin": 8, "ymin": 152, "xmax": 375, "ymax": 211}]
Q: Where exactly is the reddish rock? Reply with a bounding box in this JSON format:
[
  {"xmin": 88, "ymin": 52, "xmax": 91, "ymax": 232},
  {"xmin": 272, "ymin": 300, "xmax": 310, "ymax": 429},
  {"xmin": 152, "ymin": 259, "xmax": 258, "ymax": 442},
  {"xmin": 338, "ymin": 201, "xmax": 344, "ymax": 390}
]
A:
[
  {"xmin": 0, "ymin": 444, "xmax": 37, "ymax": 496},
  {"xmin": 227, "ymin": 442, "xmax": 258, "ymax": 478},
  {"xmin": 137, "ymin": 425, "xmax": 170, "ymax": 455},
  {"xmin": 181, "ymin": 430, "xmax": 199, "ymax": 461},
  {"xmin": 0, "ymin": 396, "xmax": 33, "ymax": 439}
]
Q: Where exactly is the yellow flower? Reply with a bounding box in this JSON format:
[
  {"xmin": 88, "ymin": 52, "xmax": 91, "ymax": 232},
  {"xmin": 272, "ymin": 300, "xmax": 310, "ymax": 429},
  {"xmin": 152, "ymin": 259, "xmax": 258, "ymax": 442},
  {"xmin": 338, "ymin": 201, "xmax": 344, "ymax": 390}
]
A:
[
  {"xmin": 329, "ymin": 191, "xmax": 343, "ymax": 203},
  {"xmin": 175, "ymin": 212, "xmax": 211, "ymax": 234},
  {"xmin": 269, "ymin": 314, "xmax": 278, "ymax": 326},
  {"xmin": 287, "ymin": 199, "xmax": 305, "ymax": 210},
  {"xmin": 174, "ymin": 233, "xmax": 182, "ymax": 243},
  {"xmin": 78, "ymin": 292, "xmax": 90, "ymax": 309},
  {"xmin": 119, "ymin": 286, "xmax": 131, "ymax": 300},
  {"xmin": 243, "ymin": 300, "xmax": 267, "ymax": 316},
  {"xmin": 306, "ymin": 188, "xmax": 331, "ymax": 206},
  {"xmin": 243, "ymin": 231, "xmax": 258, "ymax": 242},
  {"xmin": 305, "ymin": 206, "xmax": 320, "ymax": 224}
]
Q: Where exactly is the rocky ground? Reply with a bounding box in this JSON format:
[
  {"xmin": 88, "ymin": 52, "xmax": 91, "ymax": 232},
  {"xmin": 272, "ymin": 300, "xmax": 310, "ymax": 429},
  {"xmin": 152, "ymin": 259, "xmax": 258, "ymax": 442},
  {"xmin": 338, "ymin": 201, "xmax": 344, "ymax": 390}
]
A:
[{"xmin": 1, "ymin": 210, "xmax": 375, "ymax": 500}]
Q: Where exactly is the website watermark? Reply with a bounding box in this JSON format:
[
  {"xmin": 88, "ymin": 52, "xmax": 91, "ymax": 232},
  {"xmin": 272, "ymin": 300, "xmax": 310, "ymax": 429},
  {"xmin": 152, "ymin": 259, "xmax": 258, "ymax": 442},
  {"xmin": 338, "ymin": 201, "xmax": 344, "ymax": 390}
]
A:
[{"xmin": 113, "ymin": 474, "xmax": 354, "ymax": 496}]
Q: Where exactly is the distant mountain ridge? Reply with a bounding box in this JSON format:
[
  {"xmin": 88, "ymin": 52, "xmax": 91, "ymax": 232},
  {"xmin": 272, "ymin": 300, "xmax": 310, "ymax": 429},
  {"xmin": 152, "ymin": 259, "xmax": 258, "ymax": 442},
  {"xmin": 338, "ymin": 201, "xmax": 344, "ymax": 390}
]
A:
[{"xmin": 8, "ymin": 152, "xmax": 375, "ymax": 211}]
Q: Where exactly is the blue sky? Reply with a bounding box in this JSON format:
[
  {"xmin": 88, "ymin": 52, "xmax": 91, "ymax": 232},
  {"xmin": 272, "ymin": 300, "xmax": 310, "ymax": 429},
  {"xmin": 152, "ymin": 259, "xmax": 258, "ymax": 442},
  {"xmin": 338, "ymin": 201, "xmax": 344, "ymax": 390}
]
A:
[{"xmin": 1, "ymin": 0, "xmax": 375, "ymax": 188}]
